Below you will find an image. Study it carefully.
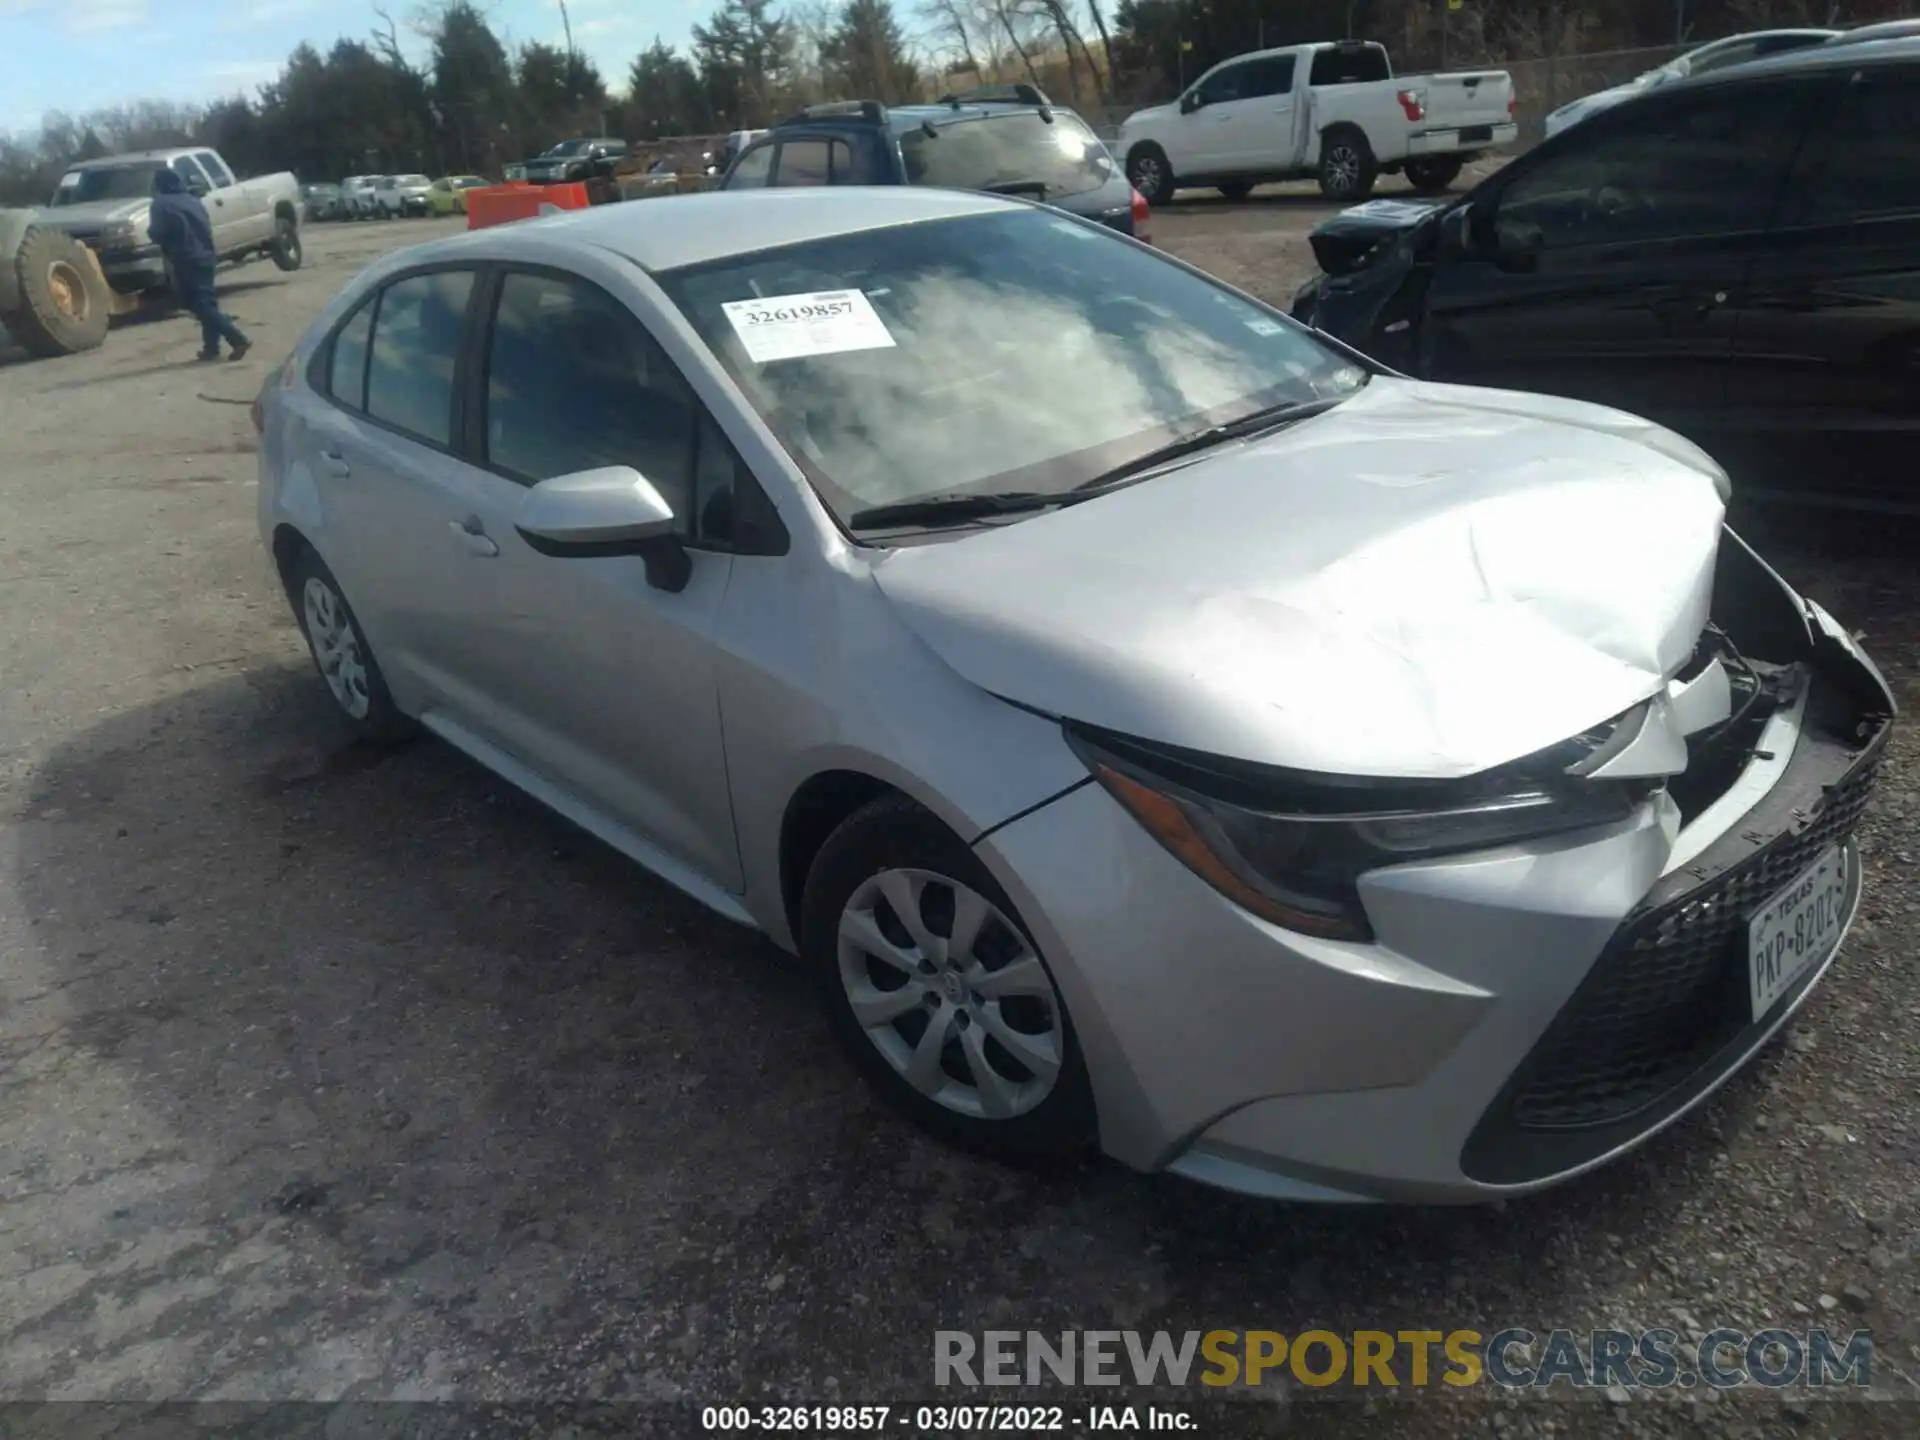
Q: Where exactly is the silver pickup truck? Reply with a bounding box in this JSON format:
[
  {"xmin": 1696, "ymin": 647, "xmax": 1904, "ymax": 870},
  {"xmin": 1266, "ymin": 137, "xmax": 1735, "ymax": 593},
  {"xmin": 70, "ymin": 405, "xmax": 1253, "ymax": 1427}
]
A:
[{"xmin": 38, "ymin": 147, "xmax": 303, "ymax": 294}]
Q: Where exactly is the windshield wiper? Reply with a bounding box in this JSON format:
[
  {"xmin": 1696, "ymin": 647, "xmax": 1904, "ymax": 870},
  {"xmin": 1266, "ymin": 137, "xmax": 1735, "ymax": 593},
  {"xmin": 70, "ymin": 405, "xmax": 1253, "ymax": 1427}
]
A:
[
  {"xmin": 981, "ymin": 179, "xmax": 1050, "ymax": 198},
  {"xmin": 847, "ymin": 490, "xmax": 1061, "ymax": 531},
  {"xmin": 1073, "ymin": 395, "xmax": 1353, "ymax": 495}
]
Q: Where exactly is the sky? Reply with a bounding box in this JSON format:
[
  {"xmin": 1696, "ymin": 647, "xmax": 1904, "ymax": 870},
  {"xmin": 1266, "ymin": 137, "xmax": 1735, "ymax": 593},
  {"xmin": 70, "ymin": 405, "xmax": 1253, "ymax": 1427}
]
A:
[{"xmin": 0, "ymin": 0, "xmax": 709, "ymax": 137}]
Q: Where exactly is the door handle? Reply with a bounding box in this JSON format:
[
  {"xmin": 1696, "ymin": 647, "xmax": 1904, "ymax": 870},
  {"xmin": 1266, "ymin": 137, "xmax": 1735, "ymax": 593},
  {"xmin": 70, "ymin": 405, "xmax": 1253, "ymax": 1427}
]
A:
[
  {"xmin": 318, "ymin": 449, "xmax": 351, "ymax": 478},
  {"xmin": 449, "ymin": 517, "xmax": 499, "ymax": 558}
]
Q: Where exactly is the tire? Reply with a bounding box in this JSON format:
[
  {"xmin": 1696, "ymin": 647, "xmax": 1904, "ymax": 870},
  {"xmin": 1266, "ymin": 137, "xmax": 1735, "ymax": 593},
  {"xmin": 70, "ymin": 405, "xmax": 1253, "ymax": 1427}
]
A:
[
  {"xmin": 801, "ymin": 795, "xmax": 1095, "ymax": 1158},
  {"xmin": 1217, "ymin": 181, "xmax": 1254, "ymax": 203},
  {"xmin": 1125, "ymin": 143, "xmax": 1176, "ymax": 207},
  {"xmin": 270, "ymin": 215, "xmax": 302, "ymax": 271},
  {"xmin": 3, "ymin": 224, "xmax": 111, "ymax": 358},
  {"xmin": 286, "ymin": 546, "xmax": 413, "ymax": 745},
  {"xmin": 1404, "ymin": 156, "xmax": 1464, "ymax": 196},
  {"xmin": 1318, "ymin": 128, "xmax": 1378, "ymax": 202}
]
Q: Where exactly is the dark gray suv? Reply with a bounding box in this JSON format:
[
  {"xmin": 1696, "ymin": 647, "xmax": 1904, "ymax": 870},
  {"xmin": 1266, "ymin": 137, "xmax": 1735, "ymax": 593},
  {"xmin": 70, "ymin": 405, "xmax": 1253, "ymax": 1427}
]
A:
[{"xmin": 719, "ymin": 87, "xmax": 1150, "ymax": 241}]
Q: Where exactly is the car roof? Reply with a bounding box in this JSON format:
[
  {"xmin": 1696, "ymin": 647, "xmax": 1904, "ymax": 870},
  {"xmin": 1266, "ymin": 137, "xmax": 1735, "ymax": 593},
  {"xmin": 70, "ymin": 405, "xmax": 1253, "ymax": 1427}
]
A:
[
  {"xmin": 378, "ymin": 186, "xmax": 1021, "ymax": 275},
  {"xmin": 884, "ymin": 102, "xmax": 1090, "ymax": 131},
  {"xmin": 1668, "ymin": 31, "xmax": 1920, "ymax": 85},
  {"xmin": 66, "ymin": 148, "xmax": 199, "ymax": 169}
]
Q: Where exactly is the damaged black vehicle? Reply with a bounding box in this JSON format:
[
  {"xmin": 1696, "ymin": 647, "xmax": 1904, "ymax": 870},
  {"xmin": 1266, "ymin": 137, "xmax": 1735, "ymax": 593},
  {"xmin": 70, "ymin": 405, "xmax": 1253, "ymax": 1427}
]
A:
[{"xmin": 1291, "ymin": 38, "xmax": 1920, "ymax": 513}]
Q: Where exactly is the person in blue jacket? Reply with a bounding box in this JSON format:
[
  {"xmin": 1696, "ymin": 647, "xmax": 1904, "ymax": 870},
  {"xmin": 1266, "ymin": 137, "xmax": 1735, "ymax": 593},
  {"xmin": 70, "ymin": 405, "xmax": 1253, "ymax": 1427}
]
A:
[{"xmin": 147, "ymin": 168, "xmax": 251, "ymax": 362}]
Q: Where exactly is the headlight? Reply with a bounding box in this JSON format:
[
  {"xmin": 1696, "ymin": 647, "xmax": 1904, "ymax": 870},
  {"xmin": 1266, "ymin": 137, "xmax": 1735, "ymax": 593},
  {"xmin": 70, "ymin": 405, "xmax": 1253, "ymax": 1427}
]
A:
[
  {"xmin": 101, "ymin": 210, "xmax": 148, "ymax": 246},
  {"xmin": 1068, "ymin": 725, "xmax": 1646, "ymax": 942}
]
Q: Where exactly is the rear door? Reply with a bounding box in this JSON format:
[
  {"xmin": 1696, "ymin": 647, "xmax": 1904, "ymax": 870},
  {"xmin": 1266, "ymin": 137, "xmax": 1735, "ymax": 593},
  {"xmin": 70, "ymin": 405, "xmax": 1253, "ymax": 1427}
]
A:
[
  {"xmin": 1721, "ymin": 61, "xmax": 1920, "ymax": 508},
  {"xmin": 298, "ymin": 268, "xmax": 491, "ymax": 707},
  {"xmin": 1417, "ymin": 77, "xmax": 1808, "ymax": 441}
]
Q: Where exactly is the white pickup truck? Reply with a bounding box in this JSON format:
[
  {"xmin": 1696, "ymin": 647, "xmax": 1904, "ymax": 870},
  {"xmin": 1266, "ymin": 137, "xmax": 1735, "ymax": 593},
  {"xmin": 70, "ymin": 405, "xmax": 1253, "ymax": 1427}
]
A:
[
  {"xmin": 39, "ymin": 147, "xmax": 303, "ymax": 295},
  {"xmin": 1119, "ymin": 40, "xmax": 1516, "ymax": 204}
]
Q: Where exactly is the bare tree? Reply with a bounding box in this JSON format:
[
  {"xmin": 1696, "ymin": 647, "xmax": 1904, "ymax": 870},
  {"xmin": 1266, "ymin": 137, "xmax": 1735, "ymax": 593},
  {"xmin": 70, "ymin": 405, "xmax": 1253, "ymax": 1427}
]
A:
[{"xmin": 921, "ymin": 0, "xmax": 987, "ymax": 79}]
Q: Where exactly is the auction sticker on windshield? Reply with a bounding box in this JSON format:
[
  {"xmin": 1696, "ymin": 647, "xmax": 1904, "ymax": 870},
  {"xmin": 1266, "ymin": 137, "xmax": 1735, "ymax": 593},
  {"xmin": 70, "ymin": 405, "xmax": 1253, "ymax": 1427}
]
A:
[
  {"xmin": 1748, "ymin": 844, "xmax": 1848, "ymax": 1021},
  {"xmin": 721, "ymin": 290, "xmax": 896, "ymax": 364}
]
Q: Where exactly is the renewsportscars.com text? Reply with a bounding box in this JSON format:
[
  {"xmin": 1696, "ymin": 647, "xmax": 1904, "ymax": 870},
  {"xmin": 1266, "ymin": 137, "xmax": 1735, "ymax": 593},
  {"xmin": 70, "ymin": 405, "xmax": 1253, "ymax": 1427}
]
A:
[{"xmin": 934, "ymin": 1328, "xmax": 1874, "ymax": 1391}]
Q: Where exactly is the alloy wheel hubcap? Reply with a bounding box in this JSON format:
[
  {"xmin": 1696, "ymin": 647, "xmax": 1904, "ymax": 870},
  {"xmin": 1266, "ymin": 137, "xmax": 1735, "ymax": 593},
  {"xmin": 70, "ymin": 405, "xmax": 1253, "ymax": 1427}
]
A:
[
  {"xmin": 837, "ymin": 868, "xmax": 1064, "ymax": 1121},
  {"xmin": 1328, "ymin": 147, "xmax": 1360, "ymax": 189},
  {"xmin": 302, "ymin": 576, "xmax": 372, "ymax": 720},
  {"xmin": 1133, "ymin": 157, "xmax": 1162, "ymax": 193}
]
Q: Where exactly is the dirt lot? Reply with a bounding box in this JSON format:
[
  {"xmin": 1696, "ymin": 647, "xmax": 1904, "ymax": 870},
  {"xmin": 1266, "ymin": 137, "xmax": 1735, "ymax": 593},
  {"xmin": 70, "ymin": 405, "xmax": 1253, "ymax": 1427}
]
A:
[{"xmin": 1, "ymin": 193, "xmax": 1917, "ymax": 1438}]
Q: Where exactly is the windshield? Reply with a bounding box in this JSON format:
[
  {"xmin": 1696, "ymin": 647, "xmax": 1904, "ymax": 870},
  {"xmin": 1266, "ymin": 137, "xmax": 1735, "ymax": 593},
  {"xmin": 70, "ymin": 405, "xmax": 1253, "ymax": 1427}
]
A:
[
  {"xmin": 51, "ymin": 164, "xmax": 160, "ymax": 206},
  {"xmin": 900, "ymin": 111, "xmax": 1115, "ymax": 202},
  {"xmin": 547, "ymin": 141, "xmax": 588, "ymax": 156},
  {"xmin": 397, "ymin": 174, "xmax": 431, "ymax": 186},
  {"xmin": 659, "ymin": 209, "xmax": 1366, "ymax": 527}
]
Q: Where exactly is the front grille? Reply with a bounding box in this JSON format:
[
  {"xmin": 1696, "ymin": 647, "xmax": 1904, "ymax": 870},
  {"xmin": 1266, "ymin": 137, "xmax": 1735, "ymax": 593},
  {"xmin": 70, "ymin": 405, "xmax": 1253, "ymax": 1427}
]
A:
[{"xmin": 1509, "ymin": 750, "xmax": 1880, "ymax": 1132}]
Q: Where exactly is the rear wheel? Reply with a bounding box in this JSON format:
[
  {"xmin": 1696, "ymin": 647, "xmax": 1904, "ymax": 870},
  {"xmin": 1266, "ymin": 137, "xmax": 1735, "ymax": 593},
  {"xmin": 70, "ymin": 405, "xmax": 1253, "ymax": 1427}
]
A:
[
  {"xmin": 802, "ymin": 796, "xmax": 1095, "ymax": 1157},
  {"xmin": 286, "ymin": 547, "xmax": 413, "ymax": 745},
  {"xmin": 1318, "ymin": 128, "xmax": 1378, "ymax": 201},
  {"xmin": 3, "ymin": 224, "xmax": 111, "ymax": 357},
  {"xmin": 1126, "ymin": 143, "xmax": 1176, "ymax": 207},
  {"xmin": 1216, "ymin": 181, "xmax": 1254, "ymax": 203},
  {"xmin": 1404, "ymin": 156, "xmax": 1464, "ymax": 196},
  {"xmin": 270, "ymin": 215, "xmax": 302, "ymax": 271}
]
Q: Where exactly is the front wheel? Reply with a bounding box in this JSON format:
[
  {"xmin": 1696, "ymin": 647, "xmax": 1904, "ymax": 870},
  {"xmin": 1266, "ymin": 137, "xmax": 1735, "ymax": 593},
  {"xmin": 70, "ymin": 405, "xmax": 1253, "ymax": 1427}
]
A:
[
  {"xmin": 1318, "ymin": 129, "xmax": 1378, "ymax": 201},
  {"xmin": 802, "ymin": 796, "xmax": 1095, "ymax": 1157},
  {"xmin": 1125, "ymin": 143, "xmax": 1176, "ymax": 207},
  {"xmin": 1404, "ymin": 156, "xmax": 1464, "ymax": 196},
  {"xmin": 270, "ymin": 216, "xmax": 302, "ymax": 271}
]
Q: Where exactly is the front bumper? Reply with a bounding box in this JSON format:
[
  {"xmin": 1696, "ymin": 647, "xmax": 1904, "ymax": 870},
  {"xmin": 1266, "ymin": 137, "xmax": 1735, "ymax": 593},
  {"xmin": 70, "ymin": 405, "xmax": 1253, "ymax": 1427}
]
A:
[
  {"xmin": 97, "ymin": 242, "xmax": 167, "ymax": 293},
  {"xmin": 1409, "ymin": 121, "xmax": 1518, "ymax": 155},
  {"xmin": 976, "ymin": 619, "xmax": 1892, "ymax": 1203}
]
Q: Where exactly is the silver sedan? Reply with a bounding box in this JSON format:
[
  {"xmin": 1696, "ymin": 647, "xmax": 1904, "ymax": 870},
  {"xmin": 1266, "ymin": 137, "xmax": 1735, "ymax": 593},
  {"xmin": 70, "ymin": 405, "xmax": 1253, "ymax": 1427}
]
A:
[{"xmin": 256, "ymin": 187, "xmax": 1894, "ymax": 1202}]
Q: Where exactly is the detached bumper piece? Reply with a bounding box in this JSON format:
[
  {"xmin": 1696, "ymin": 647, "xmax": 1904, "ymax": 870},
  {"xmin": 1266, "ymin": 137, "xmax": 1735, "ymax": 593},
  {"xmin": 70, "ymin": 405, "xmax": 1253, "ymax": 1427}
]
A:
[{"xmin": 1462, "ymin": 671, "xmax": 1889, "ymax": 1187}]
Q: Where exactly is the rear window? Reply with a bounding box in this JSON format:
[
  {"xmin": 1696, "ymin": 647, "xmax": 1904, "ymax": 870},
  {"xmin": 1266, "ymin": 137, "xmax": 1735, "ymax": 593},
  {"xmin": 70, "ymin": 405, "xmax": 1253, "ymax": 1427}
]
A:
[
  {"xmin": 1310, "ymin": 45, "xmax": 1390, "ymax": 86},
  {"xmin": 899, "ymin": 110, "xmax": 1115, "ymax": 202}
]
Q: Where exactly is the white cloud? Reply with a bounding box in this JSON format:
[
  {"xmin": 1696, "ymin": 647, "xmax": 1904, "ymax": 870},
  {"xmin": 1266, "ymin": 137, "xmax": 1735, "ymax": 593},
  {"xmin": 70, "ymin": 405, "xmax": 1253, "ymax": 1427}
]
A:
[
  {"xmin": 66, "ymin": 0, "xmax": 145, "ymax": 32},
  {"xmin": 221, "ymin": 0, "xmax": 318, "ymax": 30},
  {"xmin": 200, "ymin": 58, "xmax": 286, "ymax": 93}
]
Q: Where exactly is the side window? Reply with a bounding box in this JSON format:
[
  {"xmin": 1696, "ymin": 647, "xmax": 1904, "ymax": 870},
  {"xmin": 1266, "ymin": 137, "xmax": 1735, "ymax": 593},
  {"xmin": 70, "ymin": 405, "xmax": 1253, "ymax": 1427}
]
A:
[
  {"xmin": 727, "ymin": 143, "xmax": 775, "ymax": 189},
  {"xmin": 1687, "ymin": 41, "xmax": 1757, "ymax": 76},
  {"xmin": 1788, "ymin": 72, "xmax": 1920, "ymax": 224},
  {"xmin": 772, "ymin": 137, "xmax": 854, "ymax": 186},
  {"xmin": 1495, "ymin": 85, "xmax": 1795, "ymax": 249},
  {"xmin": 196, "ymin": 151, "xmax": 235, "ymax": 188},
  {"xmin": 170, "ymin": 155, "xmax": 209, "ymax": 191},
  {"xmin": 327, "ymin": 299, "xmax": 375, "ymax": 411},
  {"xmin": 1244, "ymin": 56, "xmax": 1297, "ymax": 99},
  {"xmin": 1310, "ymin": 45, "xmax": 1391, "ymax": 86},
  {"xmin": 1194, "ymin": 63, "xmax": 1249, "ymax": 107},
  {"xmin": 483, "ymin": 271, "xmax": 699, "ymax": 525},
  {"xmin": 365, "ymin": 270, "xmax": 474, "ymax": 447}
]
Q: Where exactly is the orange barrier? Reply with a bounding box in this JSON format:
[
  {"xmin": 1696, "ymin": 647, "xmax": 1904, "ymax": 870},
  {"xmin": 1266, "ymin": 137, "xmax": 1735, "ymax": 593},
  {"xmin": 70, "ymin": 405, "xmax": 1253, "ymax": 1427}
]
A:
[{"xmin": 465, "ymin": 181, "xmax": 593, "ymax": 231}]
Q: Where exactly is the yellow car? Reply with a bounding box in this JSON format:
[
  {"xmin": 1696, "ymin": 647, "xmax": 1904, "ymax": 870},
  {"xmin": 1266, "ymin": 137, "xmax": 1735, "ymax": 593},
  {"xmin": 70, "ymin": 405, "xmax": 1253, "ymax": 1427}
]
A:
[{"xmin": 426, "ymin": 175, "xmax": 491, "ymax": 216}]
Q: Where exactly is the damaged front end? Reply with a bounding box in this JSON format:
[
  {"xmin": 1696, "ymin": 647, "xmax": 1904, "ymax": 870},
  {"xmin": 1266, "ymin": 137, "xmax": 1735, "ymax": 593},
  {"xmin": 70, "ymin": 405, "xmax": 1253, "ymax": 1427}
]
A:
[
  {"xmin": 1456, "ymin": 528, "xmax": 1894, "ymax": 1183},
  {"xmin": 1070, "ymin": 524, "xmax": 1893, "ymax": 1189}
]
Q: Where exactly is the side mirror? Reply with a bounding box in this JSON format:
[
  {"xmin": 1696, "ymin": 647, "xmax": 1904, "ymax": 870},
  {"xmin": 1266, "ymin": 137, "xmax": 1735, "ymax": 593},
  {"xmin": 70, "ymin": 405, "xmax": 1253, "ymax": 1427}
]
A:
[
  {"xmin": 1438, "ymin": 204, "xmax": 1476, "ymax": 260},
  {"xmin": 187, "ymin": 178, "xmax": 209, "ymax": 198},
  {"xmin": 1492, "ymin": 218, "xmax": 1544, "ymax": 273},
  {"xmin": 514, "ymin": 465, "xmax": 690, "ymax": 592},
  {"xmin": 1180, "ymin": 91, "xmax": 1203, "ymax": 114}
]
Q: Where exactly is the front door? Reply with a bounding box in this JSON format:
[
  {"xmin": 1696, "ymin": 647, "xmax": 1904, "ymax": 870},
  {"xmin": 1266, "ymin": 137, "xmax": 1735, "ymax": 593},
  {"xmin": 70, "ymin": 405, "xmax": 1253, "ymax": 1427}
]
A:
[
  {"xmin": 1418, "ymin": 78, "xmax": 1808, "ymax": 445},
  {"xmin": 1720, "ymin": 64, "xmax": 1920, "ymax": 508},
  {"xmin": 454, "ymin": 261, "xmax": 745, "ymax": 890},
  {"xmin": 1179, "ymin": 59, "xmax": 1258, "ymax": 175}
]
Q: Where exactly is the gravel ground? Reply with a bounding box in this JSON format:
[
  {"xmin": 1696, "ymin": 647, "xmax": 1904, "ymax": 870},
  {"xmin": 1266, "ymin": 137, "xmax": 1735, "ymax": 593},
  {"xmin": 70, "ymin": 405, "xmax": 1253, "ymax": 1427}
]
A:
[{"xmin": 1, "ymin": 195, "xmax": 1915, "ymax": 1439}]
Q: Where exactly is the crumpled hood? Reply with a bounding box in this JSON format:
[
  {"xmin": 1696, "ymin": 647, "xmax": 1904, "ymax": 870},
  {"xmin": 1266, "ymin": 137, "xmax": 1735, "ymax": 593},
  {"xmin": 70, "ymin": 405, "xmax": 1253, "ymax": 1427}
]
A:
[
  {"xmin": 1309, "ymin": 198, "xmax": 1444, "ymax": 275},
  {"xmin": 872, "ymin": 378, "xmax": 1732, "ymax": 779}
]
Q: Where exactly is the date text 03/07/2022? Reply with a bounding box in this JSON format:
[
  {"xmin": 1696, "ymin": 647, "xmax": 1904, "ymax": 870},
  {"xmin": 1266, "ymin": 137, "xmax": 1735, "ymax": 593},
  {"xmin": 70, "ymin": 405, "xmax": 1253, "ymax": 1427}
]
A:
[{"xmin": 700, "ymin": 1404, "xmax": 1196, "ymax": 1432}]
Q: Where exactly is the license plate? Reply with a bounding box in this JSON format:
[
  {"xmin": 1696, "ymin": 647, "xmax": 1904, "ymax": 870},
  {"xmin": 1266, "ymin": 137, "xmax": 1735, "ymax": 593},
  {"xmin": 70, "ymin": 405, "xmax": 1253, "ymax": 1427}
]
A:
[
  {"xmin": 1747, "ymin": 845, "xmax": 1849, "ymax": 1021},
  {"xmin": 1460, "ymin": 125, "xmax": 1493, "ymax": 143}
]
